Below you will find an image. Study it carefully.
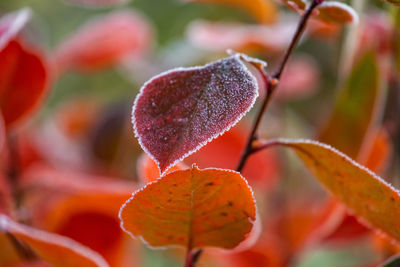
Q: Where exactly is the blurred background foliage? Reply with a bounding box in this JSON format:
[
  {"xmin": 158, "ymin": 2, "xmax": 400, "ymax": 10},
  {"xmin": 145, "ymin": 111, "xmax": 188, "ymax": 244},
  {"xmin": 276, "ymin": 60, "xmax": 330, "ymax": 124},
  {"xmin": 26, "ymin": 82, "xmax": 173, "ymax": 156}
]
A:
[{"xmin": 0, "ymin": 0, "xmax": 398, "ymax": 266}]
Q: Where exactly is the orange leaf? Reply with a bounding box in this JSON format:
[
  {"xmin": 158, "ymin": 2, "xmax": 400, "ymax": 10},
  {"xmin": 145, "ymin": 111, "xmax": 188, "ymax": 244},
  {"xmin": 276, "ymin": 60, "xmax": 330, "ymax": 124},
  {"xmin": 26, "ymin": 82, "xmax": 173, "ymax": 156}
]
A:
[
  {"xmin": 0, "ymin": 215, "xmax": 109, "ymax": 267},
  {"xmin": 0, "ymin": 40, "xmax": 48, "ymax": 128},
  {"xmin": 270, "ymin": 139, "xmax": 400, "ymax": 244},
  {"xmin": 184, "ymin": 0, "xmax": 278, "ymax": 24},
  {"xmin": 120, "ymin": 165, "xmax": 256, "ymax": 250},
  {"xmin": 55, "ymin": 10, "xmax": 153, "ymax": 73}
]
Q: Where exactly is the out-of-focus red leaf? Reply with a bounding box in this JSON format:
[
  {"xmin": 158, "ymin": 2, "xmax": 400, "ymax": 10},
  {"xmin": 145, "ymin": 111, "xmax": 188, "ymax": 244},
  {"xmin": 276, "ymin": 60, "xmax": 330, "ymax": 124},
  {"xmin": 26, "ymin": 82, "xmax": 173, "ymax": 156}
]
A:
[
  {"xmin": 183, "ymin": 0, "xmax": 278, "ymax": 24},
  {"xmin": 275, "ymin": 55, "xmax": 320, "ymax": 101},
  {"xmin": 217, "ymin": 233, "xmax": 285, "ymax": 267},
  {"xmin": 323, "ymin": 213, "xmax": 370, "ymax": 243},
  {"xmin": 185, "ymin": 124, "xmax": 279, "ymax": 188},
  {"xmin": 272, "ymin": 199, "xmax": 343, "ymax": 253},
  {"xmin": 137, "ymin": 153, "xmax": 188, "ymax": 183},
  {"xmin": 20, "ymin": 165, "xmax": 137, "ymax": 266},
  {"xmin": 21, "ymin": 165, "xmax": 136, "ymax": 193},
  {"xmin": 359, "ymin": 14, "xmax": 393, "ymax": 57},
  {"xmin": 64, "ymin": 0, "xmax": 128, "ymax": 8},
  {"xmin": 0, "ymin": 8, "xmax": 31, "ymax": 51},
  {"xmin": 0, "ymin": 173, "xmax": 12, "ymax": 215},
  {"xmin": 0, "ymin": 40, "xmax": 48, "ymax": 129},
  {"xmin": 0, "ymin": 215, "xmax": 109, "ymax": 267},
  {"xmin": 0, "ymin": 114, "xmax": 5, "ymax": 152},
  {"xmin": 133, "ymin": 55, "xmax": 259, "ymax": 174},
  {"xmin": 187, "ymin": 20, "xmax": 296, "ymax": 53},
  {"xmin": 120, "ymin": 165, "xmax": 257, "ymax": 250},
  {"xmin": 55, "ymin": 10, "xmax": 153, "ymax": 73}
]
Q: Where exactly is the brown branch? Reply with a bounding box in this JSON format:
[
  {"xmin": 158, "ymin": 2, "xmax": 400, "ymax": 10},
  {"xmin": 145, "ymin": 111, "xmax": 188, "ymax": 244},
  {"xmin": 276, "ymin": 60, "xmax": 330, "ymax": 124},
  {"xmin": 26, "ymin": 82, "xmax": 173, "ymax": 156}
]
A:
[
  {"xmin": 236, "ymin": 0, "xmax": 324, "ymax": 172},
  {"xmin": 189, "ymin": 1, "xmax": 324, "ymax": 266}
]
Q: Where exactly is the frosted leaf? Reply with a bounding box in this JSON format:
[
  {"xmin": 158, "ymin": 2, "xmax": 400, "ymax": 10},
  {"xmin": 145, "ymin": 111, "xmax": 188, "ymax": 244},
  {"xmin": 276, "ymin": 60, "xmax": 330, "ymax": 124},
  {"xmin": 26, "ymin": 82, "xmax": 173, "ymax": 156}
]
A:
[{"xmin": 133, "ymin": 55, "xmax": 259, "ymax": 174}]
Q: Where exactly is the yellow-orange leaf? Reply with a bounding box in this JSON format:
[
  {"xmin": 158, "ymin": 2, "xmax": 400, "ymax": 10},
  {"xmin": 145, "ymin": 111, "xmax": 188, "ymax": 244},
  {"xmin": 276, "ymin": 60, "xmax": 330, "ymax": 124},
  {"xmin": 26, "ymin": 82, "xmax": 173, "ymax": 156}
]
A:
[
  {"xmin": 184, "ymin": 0, "xmax": 277, "ymax": 24},
  {"xmin": 0, "ymin": 215, "xmax": 109, "ymax": 267},
  {"xmin": 269, "ymin": 139, "xmax": 400, "ymax": 243},
  {"xmin": 120, "ymin": 165, "xmax": 256, "ymax": 250}
]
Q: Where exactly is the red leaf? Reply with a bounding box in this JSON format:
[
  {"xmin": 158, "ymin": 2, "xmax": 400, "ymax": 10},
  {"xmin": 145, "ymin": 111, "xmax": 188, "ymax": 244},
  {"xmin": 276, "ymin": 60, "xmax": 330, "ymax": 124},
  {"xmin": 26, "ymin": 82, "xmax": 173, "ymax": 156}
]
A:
[
  {"xmin": 0, "ymin": 215, "xmax": 109, "ymax": 267},
  {"xmin": 55, "ymin": 10, "xmax": 153, "ymax": 73},
  {"xmin": 133, "ymin": 55, "xmax": 259, "ymax": 174},
  {"xmin": 275, "ymin": 55, "xmax": 320, "ymax": 101},
  {"xmin": 187, "ymin": 20, "xmax": 296, "ymax": 54},
  {"xmin": 0, "ymin": 173, "xmax": 12, "ymax": 215},
  {"xmin": 137, "ymin": 153, "xmax": 188, "ymax": 183},
  {"xmin": 0, "ymin": 40, "xmax": 48, "ymax": 128},
  {"xmin": 0, "ymin": 113, "xmax": 5, "ymax": 152},
  {"xmin": 20, "ymin": 165, "xmax": 137, "ymax": 266},
  {"xmin": 185, "ymin": 124, "xmax": 279, "ymax": 188},
  {"xmin": 0, "ymin": 8, "xmax": 31, "ymax": 51}
]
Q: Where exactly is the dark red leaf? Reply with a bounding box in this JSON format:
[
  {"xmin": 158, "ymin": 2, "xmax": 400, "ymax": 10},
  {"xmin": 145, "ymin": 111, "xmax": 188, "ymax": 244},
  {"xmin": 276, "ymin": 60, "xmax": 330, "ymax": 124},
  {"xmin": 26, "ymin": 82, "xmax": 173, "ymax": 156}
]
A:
[{"xmin": 133, "ymin": 55, "xmax": 259, "ymax": 174}]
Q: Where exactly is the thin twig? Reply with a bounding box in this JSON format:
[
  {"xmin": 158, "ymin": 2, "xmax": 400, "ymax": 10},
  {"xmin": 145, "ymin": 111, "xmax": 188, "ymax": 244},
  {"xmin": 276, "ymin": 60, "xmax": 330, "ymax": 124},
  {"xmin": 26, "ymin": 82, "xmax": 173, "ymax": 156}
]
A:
[
  {"xmin": 236, "ymin": 0, "xmax": 323, "ymax": 172},
  {"xmin": 189, "ymin": 1, "xmax": 324, "ymax": 266},
  {"xmin": 185, "ymin": 249, "xmax": 193, "ymax": 267}
]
